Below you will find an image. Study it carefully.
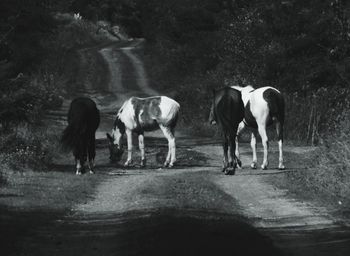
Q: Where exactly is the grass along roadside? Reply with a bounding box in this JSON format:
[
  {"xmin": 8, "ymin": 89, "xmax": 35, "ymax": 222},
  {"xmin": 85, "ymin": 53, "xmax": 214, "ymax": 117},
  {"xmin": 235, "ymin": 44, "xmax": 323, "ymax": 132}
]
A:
[{"xmin": 265, "ymin": 147, "xmax": 350, "ymax": 223}]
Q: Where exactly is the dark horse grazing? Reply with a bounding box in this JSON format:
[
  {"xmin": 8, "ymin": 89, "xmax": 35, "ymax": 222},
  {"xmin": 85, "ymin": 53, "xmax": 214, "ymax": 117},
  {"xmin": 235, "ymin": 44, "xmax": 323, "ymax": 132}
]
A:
[
  {"xmin": 61, "ymin": 97, "xmax": 100, "ymax": 175},
  {"xmin": 209, "ymin": 87, "xmax": 245, "ymax": 175},
  {"xmin": 231, "ymin": 85, "xmax": 285, "ymax": 170},
  {"xmin": 107, "ymin": 96, "xmax": 180, "ymax": 167}
]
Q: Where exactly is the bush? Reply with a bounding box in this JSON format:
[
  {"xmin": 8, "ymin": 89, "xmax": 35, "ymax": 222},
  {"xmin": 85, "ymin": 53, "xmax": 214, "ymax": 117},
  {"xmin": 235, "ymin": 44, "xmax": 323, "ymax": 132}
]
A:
[
  {"xmin": 283, "ymin": 86, "xmax": 350, "ymax": 143},
  {"xmin": 0, "ymin": 126, "xmax": 59, "ymax": 170},
  {"xmin": 0, "ymin": 71, "xmax": 63, "ymax": 130}
]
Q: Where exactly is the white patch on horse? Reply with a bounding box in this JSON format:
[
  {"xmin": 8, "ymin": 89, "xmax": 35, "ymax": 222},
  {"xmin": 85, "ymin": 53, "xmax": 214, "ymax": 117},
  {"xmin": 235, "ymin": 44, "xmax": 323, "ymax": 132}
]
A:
[
  {"xmin": 118, "ymin": 99, "xmax": 137, "ymax": 130},
  {"xmin": 231, "ymin": 85, "xmax": 254, "ymax": 106},
  {"xmin": 138, "ymin": 109, "xmax": 144, "ymax": 125},
  {"xmin": 159, "ymin": 96, "xmax": 180, "ymax": 126}
]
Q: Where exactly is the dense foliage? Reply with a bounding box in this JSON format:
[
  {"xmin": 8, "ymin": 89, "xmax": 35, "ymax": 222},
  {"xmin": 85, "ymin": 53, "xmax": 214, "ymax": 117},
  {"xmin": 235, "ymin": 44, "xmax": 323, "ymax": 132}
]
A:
[{"xmin": 0, "ymin": 0, "xmax": 111, "ymax": 169}]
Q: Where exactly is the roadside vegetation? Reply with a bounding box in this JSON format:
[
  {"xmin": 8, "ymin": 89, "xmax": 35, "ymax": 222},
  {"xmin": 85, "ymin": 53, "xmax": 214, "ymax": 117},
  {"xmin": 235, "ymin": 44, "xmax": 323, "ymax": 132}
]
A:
[{"xmin": 0, "ymin": 0, "xmax": 117, "ymax": 182}]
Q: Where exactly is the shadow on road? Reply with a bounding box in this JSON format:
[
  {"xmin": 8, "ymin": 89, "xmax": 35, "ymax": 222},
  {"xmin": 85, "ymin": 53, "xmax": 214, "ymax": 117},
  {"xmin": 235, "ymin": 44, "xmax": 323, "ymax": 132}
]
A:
[{"xmin": 3, "ymin": 209, "xmax": 282, "ymax": 256}]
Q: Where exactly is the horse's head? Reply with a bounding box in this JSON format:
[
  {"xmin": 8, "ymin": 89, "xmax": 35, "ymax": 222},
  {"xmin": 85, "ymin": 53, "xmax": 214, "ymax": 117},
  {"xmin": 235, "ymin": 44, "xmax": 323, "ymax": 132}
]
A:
[{"xmin": 106, "ymin": 117, "xmax": 126, "ymax": 163}]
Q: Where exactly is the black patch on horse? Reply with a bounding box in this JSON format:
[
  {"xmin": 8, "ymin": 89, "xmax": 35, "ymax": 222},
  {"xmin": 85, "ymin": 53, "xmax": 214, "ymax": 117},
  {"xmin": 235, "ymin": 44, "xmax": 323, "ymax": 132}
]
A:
[
  {"xmin": 244, "ymin": 101, "xmax": 258, "ymax": 128},
  {"xmin": 263, "ymin": 88, "xmax": 285, "ymax": 125},
  {"xmin": 114, "ymin": 117, "xmax": 126, "ymax": 134},
  {"xmin": 131, "ymin": 97, "xmax": 161, "ymax": 133}
]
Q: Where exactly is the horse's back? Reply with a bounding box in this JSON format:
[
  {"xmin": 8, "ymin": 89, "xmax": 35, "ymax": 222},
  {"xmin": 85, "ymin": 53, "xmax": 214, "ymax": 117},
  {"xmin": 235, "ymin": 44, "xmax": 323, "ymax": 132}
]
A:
[
  {"xmin": 69, "ymin": 97, "xmax": 100, "ymax": 130},
  {"xmin": 122, "ymin": 96, "xmax": 180, "ymax": 131},
  {"xmin": 61, "ymin": 97, "xmax": 99, "ymax": 151}
]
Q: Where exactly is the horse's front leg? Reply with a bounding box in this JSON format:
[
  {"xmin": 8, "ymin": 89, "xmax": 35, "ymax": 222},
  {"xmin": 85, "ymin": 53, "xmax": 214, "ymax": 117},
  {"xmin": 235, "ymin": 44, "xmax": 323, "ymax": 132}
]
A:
[
  {"xmin": 124, "ymin": 130, "xmax": 133, "ymax": 167},
  {"xmin": 169, "ymin": 128, "xmax": 176, "ymax": 167},
  {"xmin": 138, "ymin": 133, "xmax": 146, "ymax": 167}
]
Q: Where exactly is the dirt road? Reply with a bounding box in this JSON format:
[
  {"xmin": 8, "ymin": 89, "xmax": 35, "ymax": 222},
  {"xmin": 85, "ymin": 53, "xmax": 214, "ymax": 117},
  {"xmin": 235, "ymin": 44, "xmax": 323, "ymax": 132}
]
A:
[{"xmin": 2, "ymin": 40, "xmax": 350, "ymax": 256}]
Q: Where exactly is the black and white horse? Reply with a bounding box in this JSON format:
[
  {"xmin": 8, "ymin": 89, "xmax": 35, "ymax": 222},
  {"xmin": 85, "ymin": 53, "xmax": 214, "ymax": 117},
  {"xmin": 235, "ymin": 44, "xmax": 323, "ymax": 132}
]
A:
[
  {"xmin": 231, "ymin": 85, "xmax": 285, "ymax": 170},
  {"xmin": 209, "ymin": 87, "xmax": 245, "ymax": 175},
  {"xmin": 107, "ymin": 96, "xmax": 180, "ymax": 167},
  {"xmin": 61, "ymin": 97, "xmax": 100, "ymax": 175}
]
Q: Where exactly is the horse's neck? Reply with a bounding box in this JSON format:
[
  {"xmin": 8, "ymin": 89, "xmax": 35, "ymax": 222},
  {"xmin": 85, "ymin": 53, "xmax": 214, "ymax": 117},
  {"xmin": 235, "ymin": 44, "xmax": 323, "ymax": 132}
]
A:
[{"xmin": 117, "ymin": 100, "xmax": 135, "ymax": 129}]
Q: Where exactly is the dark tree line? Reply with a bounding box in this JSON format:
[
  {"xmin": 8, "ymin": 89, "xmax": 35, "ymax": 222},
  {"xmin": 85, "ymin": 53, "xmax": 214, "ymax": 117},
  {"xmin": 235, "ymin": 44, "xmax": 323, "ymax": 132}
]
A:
[{"xmin": 0, "ymin": 0, "xmax": 349, "ymax": 135}]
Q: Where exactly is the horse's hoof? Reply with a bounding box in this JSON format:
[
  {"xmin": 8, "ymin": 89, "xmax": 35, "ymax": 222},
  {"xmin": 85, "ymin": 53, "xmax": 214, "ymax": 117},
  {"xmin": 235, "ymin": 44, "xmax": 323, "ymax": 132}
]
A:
[
  {"xmin": 250, "ymin": 163, "xmax": 257, "ymax": 169},
  {"xmin": 168, "ymin": 163, "xmax": 174, "ymax": 168},
  {"xmin": 237, "ymin": 159, "xmax": 242, "ymax": 168},
  {"xmin": 76, "ymin": 171, "xmax": 82, "ymax": 175},
  {"xmin": 261, "ymin": 165, "xmax": 268, "ymax": 170},
  {"xmin": 278, "ymin": 165, "xmax": 285, "ymax": 170},
  {"xmin": 89, "ymin": 170, "xmax": 94, "ymax": 174},
  {"xmin": 124, "ymin": 160, "xmax": 133, "ymax": 167},
  {"xmin": 224, "ymin": 167, "xmax": 235, "ymax": 175},
  {"xmin": 140, "ymin": 159, "xmax": 146, "ymax": 168},
  {"xmin": 163, "ymin": 162, "xmax": 169, "ymax": 167}
]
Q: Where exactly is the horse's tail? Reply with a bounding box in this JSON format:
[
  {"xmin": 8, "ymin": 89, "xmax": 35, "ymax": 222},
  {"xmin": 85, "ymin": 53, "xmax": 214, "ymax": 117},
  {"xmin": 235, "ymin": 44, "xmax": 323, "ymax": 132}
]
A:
[
  {"xmin": 60, "ymin": 120, "xmax": 87, "ymax": 152},
  {"xmin": 216, "ymin": 92, "xmax": 244, "ymax": 138},
  {"xmin": 264, "ymin": 89, "xmax": 285, "ymax": 124}
]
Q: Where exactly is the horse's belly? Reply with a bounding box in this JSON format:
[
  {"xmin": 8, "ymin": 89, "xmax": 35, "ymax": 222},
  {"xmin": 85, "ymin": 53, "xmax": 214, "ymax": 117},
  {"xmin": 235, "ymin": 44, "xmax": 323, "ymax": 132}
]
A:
[{"xmin": 138, "ymin": 119, "xmax": 159, "ymax": 132}]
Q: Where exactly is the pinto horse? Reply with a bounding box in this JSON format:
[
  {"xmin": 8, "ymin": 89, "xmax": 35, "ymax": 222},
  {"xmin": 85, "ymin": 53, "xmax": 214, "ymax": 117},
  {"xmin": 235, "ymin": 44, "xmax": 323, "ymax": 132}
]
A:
[
  {"xmin": 231, "ymin": 85, "xmax": 285, "ymax": 170},
  {"xmin": 107, "ymin": 96, "xmax": 180, "ymax": 167},
  {"xmin": 209, "ymin": 87, "xmax": 245, "ymax": 175},
  {"xmin": 61, "ymin": 97, "xmax": 100, "ymax": 175}
]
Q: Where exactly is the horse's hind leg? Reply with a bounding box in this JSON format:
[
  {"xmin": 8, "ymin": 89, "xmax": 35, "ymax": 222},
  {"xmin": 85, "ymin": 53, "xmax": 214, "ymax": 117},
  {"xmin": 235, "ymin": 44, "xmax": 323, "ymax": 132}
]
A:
[
  {"xmin": 250, "ymin": 131, "xmax": 258, "ymax": 169},
  {"xmin": 258, "ymin": 123, "xmax": 269, "ymax": 170},
  {"xmin": 87, "ymin": 134, "xmax": 96, "ymax": 174},
  {"xmin": 138, "ymin": 133, "xmax": 146, "ymax": 167},
  {"xmin": 225, "ymin": 136, "xmax": 237, "ymax": 175},
  {"xmin": 276, "ymin": 122, "xmax": 285, "ymax": 170},
  {"xmin": 222, "ymin": 138, "xmax": 229, "ymax": 173},
  {"xmin": 160, "ymin": 125, "xmax": 176, "ymax": 167},
  {"xmin": 235, "ymin": 122, "xmax": 245, "ymax": 168},
  {"xmin": 73, "ymin": 148, "xmax": 83, "ymax": 175}
]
